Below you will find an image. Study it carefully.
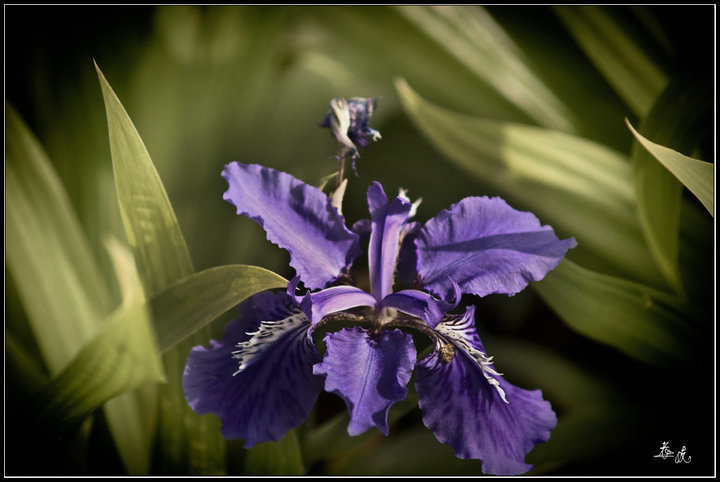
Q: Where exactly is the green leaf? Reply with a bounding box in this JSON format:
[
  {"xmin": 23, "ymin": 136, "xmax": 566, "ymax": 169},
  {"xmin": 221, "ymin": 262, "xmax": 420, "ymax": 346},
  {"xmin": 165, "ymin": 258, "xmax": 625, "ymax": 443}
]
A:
[
  {"xmin": 394, "ymin": 5, "xmax": 578, "ymax": 132},
  {"xmin": 96, "ymin": 62, "xmax": 233, "ymax": 474},
  {"xmin": 553, "ymin": 6, "xmax": 667, "ymax": 118},
  {"xmin": 627, "ymin": 119, "xmax": 713, "ymax": 217},
  {"xmin": 630, "ymin": 75, "xmax": 713, "ymax": 294},
  {"xmin": 151, "ymin": 265, "xmax": 288, "ymax": 352},
  {"xmin": 6, "ymin": 103, "xmax": 112, "ymax": 373},
  {"xmin": 30, "ymin": 237, "xmax": 164, "ymax": 437},
  {"xmin": 395, "ymin": 79, "xmax": 664, "ymax": 287},
  {"xmin": 104, "ymin": 387, "xmax": 158, "ymax": 475},
  {"xmin": 95, "ymin": 61, "xmax": 194, "ymax": 296},
  {"xmin": 244, "ymin": 429, "xmax": 305, "ymax": 475},
  {"xmin": 533, "ymin": 259, "xmax": 703, "ymax": 368}
]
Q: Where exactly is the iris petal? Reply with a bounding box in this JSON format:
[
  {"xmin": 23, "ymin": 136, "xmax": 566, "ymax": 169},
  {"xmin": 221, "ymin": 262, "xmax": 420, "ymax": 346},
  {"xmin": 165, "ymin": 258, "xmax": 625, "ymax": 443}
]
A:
[
  {"xmin": 299, "ymin": 285, "xmax": 377, "ymax": 324},
  {"xmin": 313, "ymin": 326, "xmax": 416, "ymax": 436},
  {"xmin": 381, "ymin": 289, "xmax": 454, "ymax": 328},
  {"xmin": 367, "ymin": 182, "xmax": 412, "ymax": 300},
  {"xmin": 182, "ymin": 292, "xmax": 323, "ymax": 448},
  {"xmin": 222, "ymin": 162, "xmax": 361, "ymax": 290},
  {"xmin": 415, "ymin": 308, "xmax": 556, "ymax": 475},
  {"xmin": 416, "ymin": 196, "xmax": 577, "ymax": 301}
]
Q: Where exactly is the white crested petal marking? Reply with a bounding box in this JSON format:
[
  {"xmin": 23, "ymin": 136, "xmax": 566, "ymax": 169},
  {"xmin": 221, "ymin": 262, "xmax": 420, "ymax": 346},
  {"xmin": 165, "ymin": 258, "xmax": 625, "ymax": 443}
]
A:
[
  {"xmin": 232, "ymin": 309, "xmax": 310, "ymax": 373},
  {"xmin": 434, "ymin": 321, "xmax": 508, "ymax": 404}
]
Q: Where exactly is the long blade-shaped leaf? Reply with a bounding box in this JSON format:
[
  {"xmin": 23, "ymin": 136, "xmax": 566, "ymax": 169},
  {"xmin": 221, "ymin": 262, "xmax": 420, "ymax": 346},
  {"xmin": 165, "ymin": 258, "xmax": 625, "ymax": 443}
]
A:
[
  {"xmin": 396, "ymin": 79, "xmax": 664, "ymax": 287},
  {"xmin": 631, "ymin": 76, "xmax": 713, "ymax": 293},
  {"xmin": 29, "ymin": 238, "xmax": 164, "ymax": 436},
  {"xmin": 395, "ymin": 5, "xmax": 578, "ymax": 132},
  {"xmin": 627, "ymin": 119, "xmax": 714, "ymax": 217},
  {"xmin": 533, "ymin": 259, "xmax": 704, "ymax": 368},
  {"xmin": 96, "ymin": 62, "xmax": 194, "ymax": 296},
  {"xmin": 151, "ymin": 265, "xmax": 287, "ymax": 352},
  {"xmin": 554, "ymin": 6, "xmax": 667, "ymax": 118},
  {"xmin": 96, "ymin": 62, "xmax": 228, "ymax": 474},
  {"xmin": 6, "ymin": 103, "xmax": 112, "ymax": 373}
]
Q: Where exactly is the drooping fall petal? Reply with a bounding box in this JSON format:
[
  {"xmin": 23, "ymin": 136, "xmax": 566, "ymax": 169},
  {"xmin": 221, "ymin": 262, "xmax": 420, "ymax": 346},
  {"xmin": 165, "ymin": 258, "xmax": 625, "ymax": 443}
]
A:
[
  {"xmin": 183, "ymin": 292, "xmax": 323, "ymax": 448},
  {"xmin": 313, "ymin": 326, "xmax": 416, "ymax": 436}
]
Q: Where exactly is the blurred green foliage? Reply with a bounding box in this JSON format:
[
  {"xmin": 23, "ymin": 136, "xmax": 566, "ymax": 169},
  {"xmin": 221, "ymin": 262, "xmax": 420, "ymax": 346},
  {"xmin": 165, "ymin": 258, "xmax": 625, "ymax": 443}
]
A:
[{"xmin": 5, "ymin": 5, "xmax": 714, "ymax": 476}]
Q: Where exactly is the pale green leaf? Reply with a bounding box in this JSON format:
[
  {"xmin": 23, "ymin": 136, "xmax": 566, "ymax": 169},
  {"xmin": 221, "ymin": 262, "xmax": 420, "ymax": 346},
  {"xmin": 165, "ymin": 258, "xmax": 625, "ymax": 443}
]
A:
[
  {"xmin": 6, "ymin": 103, "xmax": 112, "ymax": 373},
  {"xmin": 533, "ymin": 259, "xmax": 703, "ymax": 368},
  {"xmin": 151, "ymin": 265, "xmax": 288, "ymax": 352},
  {"xmin": 395, "ymin": 5, "xmax": 578, "ymax": 132},
  {"xmin": 395, "ymin": 79, "xmax": 664, "ymax": 287},
  {"xmin": 96, "ymin": 62, "xmax": 233, "ymax": 474},
  {"xmin": 96, "ymin": 61, "xmax": 194, "ymax": 296},
  {"xmin": 30, "ymin": 238, "xmax": 164, "ymax": 436},
  {"xmin": 554, "ymin": 6, "xmax": 667, "ymax": 117},
  {"xmin": 631, "ymin": 76, "xmax": 713, "ymax": 293},
  {"xmin": 627, "ymin": 119, "xmax": 714, "ymax": 217},
  {"xmin": 244, "ymin": 429, "xmax": 305, "ymax": 475}
]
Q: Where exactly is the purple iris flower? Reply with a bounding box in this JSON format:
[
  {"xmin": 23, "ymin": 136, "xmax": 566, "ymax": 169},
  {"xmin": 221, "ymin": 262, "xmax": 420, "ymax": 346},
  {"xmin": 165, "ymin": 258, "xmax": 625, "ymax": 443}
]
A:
[{"xmin": 183, "ymin": 162, "xmax": 576, "ymax": 475}]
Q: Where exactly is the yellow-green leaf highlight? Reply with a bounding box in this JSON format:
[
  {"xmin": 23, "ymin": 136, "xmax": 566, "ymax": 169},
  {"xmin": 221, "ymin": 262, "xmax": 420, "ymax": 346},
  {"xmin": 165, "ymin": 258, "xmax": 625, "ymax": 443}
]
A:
[
  {"xmin": 151, "ymin": 265, "xmax": 288, "ymax": 352},
  {"xmin": 6, "ymin": 104, "xmax": 112, "ymax": 373},
  {"xmin": 553, "ymin": 6, "xmax": 667, "ymax": 118},
  {"xmin": 395, "ymin": 5, "xmax": 578, "ymax": 132},
  {"xmin": 31, "ymin": 238, "xmax": 164, "ymax": 436},
  {"xmin": 396, "ymin": 78, "xmax": 665, "ymax": 287},
  {"xmin": 96, "ymin": 62, "xmax": 194, "ymax": 296},
  {"xmin": 96, "ymin": 62, "xmax": 229, "ymax": 474}
]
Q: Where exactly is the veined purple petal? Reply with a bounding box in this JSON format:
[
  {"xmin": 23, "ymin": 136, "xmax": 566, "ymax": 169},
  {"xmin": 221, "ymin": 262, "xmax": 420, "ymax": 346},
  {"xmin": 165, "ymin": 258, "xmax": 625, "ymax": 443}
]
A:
[
  {"xmin": 396, "ymin": 221, "xmax": 421, "ymax": 288},
  {"xmin": 314, "ymin": 327, "xmax": 416, "ymax": 436},
  {"xmin": 416, "ymin": 196, "xmax": 577, "ymax": 301},
  {"xmin": 222, "ymin": 162, "xmax": 361, "ymax": 290},
  {"xmin": 381, "ymin": 289, "xmax": 455, "ymax": 328},
  {"xmin": 415, "ymin": 308, "xmax": 556, "ymax": 475},
  {"xmin": 299, "ymin": 285, "xmax": 377, "ymax": 324},
  {"xmin": 183, "ymin": 292, "xmax": 323, "ymax": 448},
  {"xmin": 367, "ymin": 183, "xmax": 412, "ymax": 300}
]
